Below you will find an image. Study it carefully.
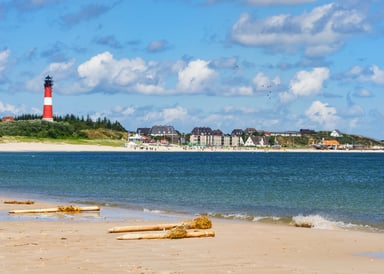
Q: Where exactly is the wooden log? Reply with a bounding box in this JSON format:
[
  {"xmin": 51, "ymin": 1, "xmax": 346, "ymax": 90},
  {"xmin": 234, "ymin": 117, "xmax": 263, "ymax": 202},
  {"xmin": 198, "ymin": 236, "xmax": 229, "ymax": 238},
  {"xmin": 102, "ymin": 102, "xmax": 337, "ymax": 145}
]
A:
[
  {"xmin": 117, "ymin": 230, "xmax": 215, "ymax": 240},
  {"xmin": 109, "ymin": 223, "xmax": 180, "ymax": 233},
  {"xmin": 109, "ymin": 215, "xmax": 212, "ymax": 233},
  {"xmin": 8, "ymin": 205, "xmax": 100, "ymax": 214}
]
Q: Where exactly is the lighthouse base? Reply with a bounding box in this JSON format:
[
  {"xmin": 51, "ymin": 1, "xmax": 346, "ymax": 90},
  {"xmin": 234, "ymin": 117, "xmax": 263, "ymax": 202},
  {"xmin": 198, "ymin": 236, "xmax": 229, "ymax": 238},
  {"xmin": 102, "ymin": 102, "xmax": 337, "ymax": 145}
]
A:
[{"xmin": 42, "ymin": 117, "xmax": 54, "ymax": 122}]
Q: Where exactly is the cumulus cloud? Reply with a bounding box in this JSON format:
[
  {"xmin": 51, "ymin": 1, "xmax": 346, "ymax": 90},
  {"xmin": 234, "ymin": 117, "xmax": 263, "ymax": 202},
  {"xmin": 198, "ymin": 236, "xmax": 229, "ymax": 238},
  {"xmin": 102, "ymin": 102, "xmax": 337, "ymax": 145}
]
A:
[
  {"xmin": 290, "ymin": 67, "xmax": 329, "ymax": 96},
  {"xmin": 77, "ymin": 51, "xmax": 149, "ymax": 89},
  {"xmin": 305, "ymin": 100, "xmax": 340, "ymax": 129},
  {"xmin": 252, "ymin": 72, "xmax": 281, "ymax": 91},
  {"xmin": 279, "ymin": 67, "xmax": 329, "ymax": 102},
  {"xmin": 230, "ymin": 3, "xmax": 371, "ymax": 56},
  {"xmin": 361, "ymin": 65, "xmax": 384, "ymax": 84},
  {"xmin": 346, "ymin": 65, "xmax": 384, "ymax": 85},
  {"xmin": 25, "ymin": 60, "xmax": 75, "ymax": 92},
  {"xmin": 0, "ymin": 49, "xmax": 10, "ymax": 74},
  {"xmin": 142, "ymin": 106, "xmax": 189, "ymax": 125},
  {"xmin": 0, "ymin": 101, "xmax": 20, "ymax": 114},
  {"xmin": 176, "ymin": 59, "xmax": 217, "ymax": 93}
]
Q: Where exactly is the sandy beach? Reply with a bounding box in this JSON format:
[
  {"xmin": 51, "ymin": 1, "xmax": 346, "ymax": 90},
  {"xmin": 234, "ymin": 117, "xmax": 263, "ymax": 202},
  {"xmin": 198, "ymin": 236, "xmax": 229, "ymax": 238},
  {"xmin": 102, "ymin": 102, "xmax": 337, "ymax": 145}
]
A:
[
  {"xmin": 1, "ymin": 142, "xmax": 384, "ymax": 273},
  {"xmin": 0, "ymin": 141, "xmax": 382, "ymax": 153},
  {"xmin": 1, "ymin": 198, "xmax": 384, "ymax": 274}
]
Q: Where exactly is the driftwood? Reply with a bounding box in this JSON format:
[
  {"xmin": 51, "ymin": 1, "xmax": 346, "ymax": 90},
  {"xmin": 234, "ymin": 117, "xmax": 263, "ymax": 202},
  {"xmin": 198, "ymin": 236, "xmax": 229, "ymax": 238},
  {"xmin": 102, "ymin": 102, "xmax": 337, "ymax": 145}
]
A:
[
  {"xmin": 109, "ymin": 215, "xmax": 212, "ymax": 233},
  {"xmin": 117, "ymin": 229, "xmax": 215, "ymax": 240},
  {"xmin": 8, "ymin": 205, "xmax": 100, "ymax": 214},
  {"xmin": 4, "ymin": 200, "xmax": 34, "ymax": 205},
  {"xmin": 109, "ymin": 223, "xmax": 179, "ymax": 233}
]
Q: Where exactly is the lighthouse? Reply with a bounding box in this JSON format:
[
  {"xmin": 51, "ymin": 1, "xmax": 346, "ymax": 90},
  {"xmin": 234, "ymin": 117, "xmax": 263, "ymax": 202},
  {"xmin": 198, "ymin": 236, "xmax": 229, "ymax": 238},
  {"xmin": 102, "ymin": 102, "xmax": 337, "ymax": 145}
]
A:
[{"xmin": 42, "ymin": 75, "xmax": 53, "ymax": 121}]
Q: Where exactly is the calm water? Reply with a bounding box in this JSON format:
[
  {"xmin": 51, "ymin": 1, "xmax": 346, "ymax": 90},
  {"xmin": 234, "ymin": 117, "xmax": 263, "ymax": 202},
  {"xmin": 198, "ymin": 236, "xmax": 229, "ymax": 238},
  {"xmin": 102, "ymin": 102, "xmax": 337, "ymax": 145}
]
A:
[{"xmin": 1, "ymin": 151, "xmax": 383, "ymax": 231}]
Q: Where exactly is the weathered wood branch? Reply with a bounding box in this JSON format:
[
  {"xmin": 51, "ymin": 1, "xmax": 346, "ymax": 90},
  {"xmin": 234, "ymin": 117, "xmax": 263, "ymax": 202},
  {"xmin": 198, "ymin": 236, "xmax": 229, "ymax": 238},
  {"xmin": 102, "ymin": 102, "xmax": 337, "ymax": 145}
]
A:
[
  {"xmin": 117, "ymin": 230, "xmax": 215, "ymax": 240},
  {"xmin": 109, "ymin": 215, "xmax": 212, "ymax": 233}
]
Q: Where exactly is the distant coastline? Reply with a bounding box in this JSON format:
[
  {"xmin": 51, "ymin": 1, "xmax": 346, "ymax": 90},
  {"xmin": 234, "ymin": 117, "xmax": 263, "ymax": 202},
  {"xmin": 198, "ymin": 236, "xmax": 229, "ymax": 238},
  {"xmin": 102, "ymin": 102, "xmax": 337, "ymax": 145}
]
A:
[{"xmin": 0, "ymin": 141, "xmax": 383, "ymax": 153}]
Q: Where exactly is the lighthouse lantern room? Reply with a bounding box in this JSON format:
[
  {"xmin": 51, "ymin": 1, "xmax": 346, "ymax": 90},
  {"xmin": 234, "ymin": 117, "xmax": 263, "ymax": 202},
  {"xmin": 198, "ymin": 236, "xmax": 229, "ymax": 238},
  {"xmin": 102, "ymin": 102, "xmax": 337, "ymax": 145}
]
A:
[{"xmin": 42, "ymin": 75, "xmax": 53, "ymax": 121}]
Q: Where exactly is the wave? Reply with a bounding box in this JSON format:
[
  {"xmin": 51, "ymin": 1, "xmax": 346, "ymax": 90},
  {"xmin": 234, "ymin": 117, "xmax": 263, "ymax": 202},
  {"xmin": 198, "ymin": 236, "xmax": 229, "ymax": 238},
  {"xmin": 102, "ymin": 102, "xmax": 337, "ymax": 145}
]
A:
[
  {"xmin": 69, "ymin": 201, "xmax": 383, "ymax": 233},
  {"xmin": 289, "ymin": 214, "xmax": 380, "ymax": 232},
  {"xmin": 206, "ymin": 212, "xmax": 382, "ymax": 232}
]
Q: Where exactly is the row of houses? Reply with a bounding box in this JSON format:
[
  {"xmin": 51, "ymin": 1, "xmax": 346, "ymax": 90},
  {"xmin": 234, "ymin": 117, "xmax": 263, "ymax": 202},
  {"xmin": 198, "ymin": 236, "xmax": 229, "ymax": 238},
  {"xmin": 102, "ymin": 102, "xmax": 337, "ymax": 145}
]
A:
[
  {"xmin": 137, "ymin": 126, "xmax": 307, "ymax": 138},
  {"xmin": 134, "ymin": 126, "xmax": 299, "ymax": 147}
]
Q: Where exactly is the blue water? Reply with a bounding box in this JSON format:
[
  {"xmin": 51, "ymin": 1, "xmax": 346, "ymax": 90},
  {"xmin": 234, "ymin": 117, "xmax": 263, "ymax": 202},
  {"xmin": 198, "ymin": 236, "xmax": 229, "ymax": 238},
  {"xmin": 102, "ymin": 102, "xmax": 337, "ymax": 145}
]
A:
[{"xmin": 1, "ymin": 152, "xmax": 383, "ymax": 230}]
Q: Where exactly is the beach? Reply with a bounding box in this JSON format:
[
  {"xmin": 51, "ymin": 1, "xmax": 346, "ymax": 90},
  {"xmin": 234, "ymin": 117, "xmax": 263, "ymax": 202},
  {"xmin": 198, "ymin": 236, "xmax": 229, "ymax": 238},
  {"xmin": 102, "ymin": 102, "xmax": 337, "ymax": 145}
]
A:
[
  {"xmin": 1, "ymin": 142, "xmax": 384, "ymax": 273},
  {"xmin": 1, "ymin": 198, "xmax": 384, "ymax": 274}
]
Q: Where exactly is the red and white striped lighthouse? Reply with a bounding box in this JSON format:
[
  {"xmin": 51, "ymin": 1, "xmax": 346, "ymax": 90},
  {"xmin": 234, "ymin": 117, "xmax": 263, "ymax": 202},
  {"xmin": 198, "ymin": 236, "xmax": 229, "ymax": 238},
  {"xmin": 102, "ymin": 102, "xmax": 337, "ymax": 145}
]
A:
[{"xmin": 42, "ymin": 75, "xmax": 53, "ymax": 121}]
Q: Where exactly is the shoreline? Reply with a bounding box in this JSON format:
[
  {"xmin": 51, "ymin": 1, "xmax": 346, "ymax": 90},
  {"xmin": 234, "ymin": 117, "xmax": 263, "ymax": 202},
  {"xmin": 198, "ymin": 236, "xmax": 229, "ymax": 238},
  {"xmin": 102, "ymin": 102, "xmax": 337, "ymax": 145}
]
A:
[
  {"xmin": 1, "ymin": 195, "xmax": 384, "ymax": 273},
  {"xmin": 0, "ymin": 141, "xmax": 383, "ymax": 152}
]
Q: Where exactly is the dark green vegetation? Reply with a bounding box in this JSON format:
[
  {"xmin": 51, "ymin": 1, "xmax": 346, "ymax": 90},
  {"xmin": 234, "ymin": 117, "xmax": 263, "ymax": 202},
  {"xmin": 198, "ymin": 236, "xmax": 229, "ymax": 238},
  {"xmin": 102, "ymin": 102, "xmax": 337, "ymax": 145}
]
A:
[{"xmin": 0, "ymin": 114, "xmax": 127, "ymax": 140}]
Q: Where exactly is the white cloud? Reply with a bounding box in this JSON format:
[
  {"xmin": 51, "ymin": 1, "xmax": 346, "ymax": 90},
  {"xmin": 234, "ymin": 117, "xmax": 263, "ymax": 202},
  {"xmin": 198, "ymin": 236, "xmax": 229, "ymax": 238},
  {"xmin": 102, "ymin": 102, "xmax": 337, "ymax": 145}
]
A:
[
  {"xmin": 305, "ymin": 100, "xmax": 340, "ymax": 129},
  {"xmin": 348, "ymin": 65, "xmax": 363, "ymax": 77},
  {"xmin": 252, "ymin": 72, "xmax": 281, "ymax": 91},
  {"xmin": 176, "ymin": 59, "xmax": 217, "ymax": 93},
  {"xmin": 0, "ymin": 101, "xmax": 22, "ymax": 114},
  {"xmin": 223, "ymin": 86, "xmax": 253, "ymax": 96},
  {"xmin": 77, "ymin": 51, "xmax": 147, "ymax": 88},
  {"xmin": 162, "ymin": 106, "xmax": 189, "ymax": 124},
  {"xmin": 76, "ymin": 51, "xmax": 175, "ymax": 95},
  {"xmin": 0, "ymin": 49, "xmax": 10, "ymax": 74},
  {"xmin": 134, "ymin": 83, "xmax": 167, "ymax": 95},
  {"xmin": 25, "ymin": 60, "xmax": 75, "ymax": 92},
  {"xmin": 346, "ymin": 65, "xmax": 384, "ymax": 85},
  {"xmin": 364, "ymin": 65, "xmax": 384, "ymax": 85},
  {"xmin": 279, "ymin": 67, "xmax": 329, "ymax": 102},
  {"xmin": 290, "ymin": 67, "xmax": 329, "ymax": 96},
  {"xmin": 230, "ymin": 4, "xmax": 371, "ymax": 56},
  {"xmin": 113, "ymin": 105, "xmax": 136, "ymax": 116},
  {"xmin": 142, "ymin": 106, "xmax": 189, "ymax": 125},
  {"xmin": 353, "ymin": 89, "xmax": 372, "ymax": 97},
  {"xmin": 279, "ymin": 91, "xmax": 296, "ymax": 103}
]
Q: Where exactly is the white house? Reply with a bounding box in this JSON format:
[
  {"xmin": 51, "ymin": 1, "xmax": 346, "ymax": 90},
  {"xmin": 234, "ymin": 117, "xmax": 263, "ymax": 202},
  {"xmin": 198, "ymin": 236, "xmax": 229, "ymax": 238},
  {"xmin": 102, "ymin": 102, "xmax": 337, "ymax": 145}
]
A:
[{"xmin": 330, "ymin": 130, "xmax": 343, "ymax": 137}]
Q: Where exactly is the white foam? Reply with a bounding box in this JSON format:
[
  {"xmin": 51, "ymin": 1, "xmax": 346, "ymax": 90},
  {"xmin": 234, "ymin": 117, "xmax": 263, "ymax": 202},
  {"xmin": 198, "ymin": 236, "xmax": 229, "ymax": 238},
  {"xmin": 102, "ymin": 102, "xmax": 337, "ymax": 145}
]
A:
[{"xmin": 292, "ymin": 214, "xmax": 342, "ymax": 230}]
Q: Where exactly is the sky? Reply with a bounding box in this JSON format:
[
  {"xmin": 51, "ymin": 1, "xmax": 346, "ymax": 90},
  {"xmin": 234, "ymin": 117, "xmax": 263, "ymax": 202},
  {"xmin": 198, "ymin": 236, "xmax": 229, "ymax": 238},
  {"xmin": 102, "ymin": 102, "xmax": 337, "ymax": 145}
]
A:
[{"xmin": 0, "ymin": 0, "xmax": 383, "ymax": 139}]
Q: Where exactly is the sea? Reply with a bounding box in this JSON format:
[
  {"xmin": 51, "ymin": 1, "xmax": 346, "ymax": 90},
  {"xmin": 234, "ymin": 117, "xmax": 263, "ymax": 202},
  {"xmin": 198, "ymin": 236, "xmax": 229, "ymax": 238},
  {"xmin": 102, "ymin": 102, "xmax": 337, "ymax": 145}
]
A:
[{"xmin": 1, "ymin": 151, "xmax": 383, "ymax": 232}]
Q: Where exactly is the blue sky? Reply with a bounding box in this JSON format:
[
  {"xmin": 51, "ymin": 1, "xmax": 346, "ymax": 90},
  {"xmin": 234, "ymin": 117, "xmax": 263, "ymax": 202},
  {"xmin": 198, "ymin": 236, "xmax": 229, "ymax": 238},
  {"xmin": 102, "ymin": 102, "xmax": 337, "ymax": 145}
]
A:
[{"xmin": 1, "ymin": 0, "xmax": 383, "ymax": 139}]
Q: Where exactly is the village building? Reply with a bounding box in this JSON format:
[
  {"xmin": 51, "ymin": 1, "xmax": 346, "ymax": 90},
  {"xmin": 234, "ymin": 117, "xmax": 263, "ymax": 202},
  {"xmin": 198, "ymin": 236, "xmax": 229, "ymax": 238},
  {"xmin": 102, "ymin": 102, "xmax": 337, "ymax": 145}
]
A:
[
  {"xmin": 244, "ymin": 136, "xmax": 270, "ymax": 147},
  {"xmin": 1, "ymin": 116, "xmax": 15, "ymax": 122},
  {"xmin": 149, "ymin": 125, "xmax": 177, "ymax": 136},
  {"xmin": 330, "ymin": 129, "xmax": 343, "ymax": 137}
]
